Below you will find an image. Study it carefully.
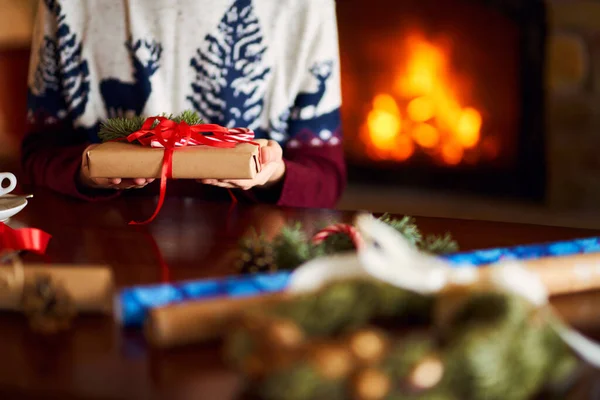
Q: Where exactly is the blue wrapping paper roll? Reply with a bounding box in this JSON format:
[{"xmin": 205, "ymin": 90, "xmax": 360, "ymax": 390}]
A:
[
  {"xmin": 116, "ymin": 271, "xmax": 292, "ymax": 327},
  {"xmin": 116, "ymin": 236, "xmax": 600, "ymax": 327}
]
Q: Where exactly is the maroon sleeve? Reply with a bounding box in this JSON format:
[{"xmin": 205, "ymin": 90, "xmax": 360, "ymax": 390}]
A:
[
  {"xmin": 246, "ymin": 142, "xmax": 346, "ymax": 208},
  {"xmin": 276, "ymin": 144, "xmax": 346, "ymax": 208},
  {"xmin": 21, "ymin": 128, "xmax": 120, "ymax": 201}
]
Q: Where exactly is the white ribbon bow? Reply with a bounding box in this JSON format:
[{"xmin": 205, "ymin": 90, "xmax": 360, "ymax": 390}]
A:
[{"xmin": 287, "ymin": 214, "xmax": 600, "ymax": 368}]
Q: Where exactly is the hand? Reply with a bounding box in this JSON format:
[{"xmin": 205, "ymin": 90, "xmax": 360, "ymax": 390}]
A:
[
  {"xmin": 79, "ymin": 144, "xmax": 155, "ymax": 190},
  {"xmin": 200, "ymin": 140, "xmax": 286, "ymax": 191}
]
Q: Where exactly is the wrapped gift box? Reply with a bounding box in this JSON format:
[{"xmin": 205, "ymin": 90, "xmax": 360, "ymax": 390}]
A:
[{"xmin": 87, "ymin": 139, "xmax": 267, "ymax": 180}]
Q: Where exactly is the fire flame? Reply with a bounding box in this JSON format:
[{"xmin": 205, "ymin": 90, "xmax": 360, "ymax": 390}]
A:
[{"xmin": 361, "ymin": 33, "xmax": 483, "ymax": 165}]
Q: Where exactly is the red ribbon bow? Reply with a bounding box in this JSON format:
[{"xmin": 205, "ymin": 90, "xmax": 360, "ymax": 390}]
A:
[
  {"xmin": 126, "ymin": 117, "xmax": 260, "ymax": 225},
  {"xmin": 0, "ymin": 222, "xmax": 52, "ymax": 256}
]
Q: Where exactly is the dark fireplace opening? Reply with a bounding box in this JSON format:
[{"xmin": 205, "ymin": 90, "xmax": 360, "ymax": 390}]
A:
[{"xmin": 338, "ymin": 0, "xmax": 547, "ymax": 201}]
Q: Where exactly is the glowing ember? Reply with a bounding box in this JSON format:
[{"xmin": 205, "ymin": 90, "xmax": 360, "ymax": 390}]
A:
[
  {"xmin": 412, "ymin": 123, "xmax": 439, "ymax": 149},
  {"xmin": 366, "ymin": 94, "xmax": 401, "ymax": 151},
  {"xmin": 407, "ymin": 97, "xmax": 435, "ymax": 122},
  {"xmin": 455, "ymin": 107, "xmax": 482, "ymax": 148},
  {"xmin": 362, "ymin": 32, "xmax": 484, "ymax": 166}
]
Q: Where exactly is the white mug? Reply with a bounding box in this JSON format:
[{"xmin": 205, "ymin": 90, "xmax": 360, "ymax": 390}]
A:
[{"xmin": 0, "ymin": 173, "xmax": 17, "ymax": 197}]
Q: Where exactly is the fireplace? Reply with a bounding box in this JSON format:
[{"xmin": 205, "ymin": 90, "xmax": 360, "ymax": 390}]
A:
[{"xmin": 337, "ymin": 0, "xmax": 547, "ymax": 201}]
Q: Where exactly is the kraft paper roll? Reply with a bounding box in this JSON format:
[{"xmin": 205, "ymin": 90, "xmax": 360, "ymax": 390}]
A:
[
  {"xmin": 477, "ymin": 252, "xmax": 600, "ymax": 296},
  {"xmin": 0, "ymin": 264, "xmax": 115, "ymax": 314},
  {"xmin": 145, "ymin": 293, "xmax": 287, "ymax": 348},
  {"xmin": 145, "ymin": 252, "xmax": 600, "ymax": 348}
]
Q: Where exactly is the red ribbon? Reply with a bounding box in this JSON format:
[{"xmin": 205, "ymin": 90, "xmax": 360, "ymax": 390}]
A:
[
  {"xmin": 126, "ymin": 117, "xmax": 259, "ymax": 225},
  {"xmin": 312, "ymin": 223, "xmax": 365, "ymax": 250},
  {"xmin": 0, "ymin": 222, "xmax": 52, "ymax": 255}
]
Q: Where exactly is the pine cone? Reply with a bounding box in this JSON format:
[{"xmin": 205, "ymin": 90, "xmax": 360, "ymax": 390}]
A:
[
  {"xmin": 21, "ymin": 274, "xmax": 76, "ymax": 334},
  {"xmin": 235, "ymin": 236, "xmax": 278, "ymax": 274}
]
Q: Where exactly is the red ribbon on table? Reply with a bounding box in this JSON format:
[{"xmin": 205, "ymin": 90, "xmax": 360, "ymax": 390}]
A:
[
  {"xmin": 0, "ymin": 222, "xmax": 52, "ymax": 255},
  {"xmin": 126, "ymin": 116, "xmax": 260, "ymax": 225},
  {"xmin": 312, "ymin": 223, "xmax": 365, "ymax": 250}
]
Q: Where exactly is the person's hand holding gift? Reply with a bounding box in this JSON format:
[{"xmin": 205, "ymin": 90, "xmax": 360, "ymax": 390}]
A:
[
  {"xmin": 200, "ymin": 140, "xmax": 286, "ymax": 190},
  {"xmin": 79, "ymin": 144, "xmax": 156, "ymax": 190}
]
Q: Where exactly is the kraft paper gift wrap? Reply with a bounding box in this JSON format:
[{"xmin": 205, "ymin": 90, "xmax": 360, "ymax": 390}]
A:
[
  {"xmin": 0, "ymin": 264, "xmax": 115, "ymax": 314},
  {"xmin": 86, "ymin": 139, "xmax": 267, "ymax": 180}
]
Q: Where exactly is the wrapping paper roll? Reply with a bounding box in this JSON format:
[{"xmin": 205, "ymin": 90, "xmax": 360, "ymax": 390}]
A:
[
  {"xmin": 444, "ymin": 236, "xmax": 600, "ymax": 265},
  {"xmin": 505, "ymin": 252, "xmax": 600, "ymax": 296},
  {"xmin": 116, "ymin": 236, "xmax": 600, "ymax": 328},
  {"xmin": 145, "ymin": 293, "xmax": 287, "ymax": 348},
  {"xmin": 0, "ymin": 264, "xmax": 115, "ymax": 314},
  {"xmin": 145, "ymin": 252, "xmax": 600, "ymax": 348},
  {"xmin": 116, "ymin": 271, "xmax": 290, "ymax": 327}
]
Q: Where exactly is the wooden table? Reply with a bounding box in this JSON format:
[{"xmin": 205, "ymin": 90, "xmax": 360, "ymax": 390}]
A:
[{"xmin": 1, "ymin": 189, "xmax": 600, "ymax": 399}]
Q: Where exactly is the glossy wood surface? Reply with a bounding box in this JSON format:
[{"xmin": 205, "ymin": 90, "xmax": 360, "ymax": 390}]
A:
[{"xmin": 1, "ymin": 188, "xmax": 600, "ymax": 399}]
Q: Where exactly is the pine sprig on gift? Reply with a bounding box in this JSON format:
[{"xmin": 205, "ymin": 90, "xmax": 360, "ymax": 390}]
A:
[
  {"xmin": 172, "ymin": 109, "xmax": 204, "ymax": 125},
  {"xmin": 97, "ymin": 110, "xmax": 204, "ymax": 142},
  {"xmin": 273, "ymin": 223, "xmax": 312, "ymax": 271},
  {"xmin": 98, "ymin": 115, "xmax": 146, "ymax": 142},
  {"xmin": 378, "ymin": 213, "xmax": 459, "ymax": 255},
  {"xmin": 422, "ymin": 232, "xmax": 460, "ymax": 255},
  {"xmin": 235, "ymin": 215, "xmax": 460, "ymax": 274},
  {"xmin": 378, "ymin": 214, "xmax": 423, "ymax": 248}
]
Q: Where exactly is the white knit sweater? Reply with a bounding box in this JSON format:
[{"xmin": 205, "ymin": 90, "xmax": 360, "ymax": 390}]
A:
[{"xmin": 27, "ymin": 0, "xmax": 342, "ymax": 147}]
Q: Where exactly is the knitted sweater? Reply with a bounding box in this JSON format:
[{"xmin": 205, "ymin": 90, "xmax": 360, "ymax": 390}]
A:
[{"xmin": 22, "ymin": 0, "xmax": 346, "ymax": 208}]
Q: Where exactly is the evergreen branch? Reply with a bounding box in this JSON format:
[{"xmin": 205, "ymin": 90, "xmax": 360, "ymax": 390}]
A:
[
  {"xmin": 420, "ymin": 233, "xmax": 460, "ymax": 255},
  {"xmin": 227, "ymin": 284, "xmax": 577, "ymax": 400},
  {"xmin": 236, "ymin": 215, "xmax": 460, "ymax": 273},
  {"xmin": 172, "ymin": 109, "xmax": 204, "ymax": 125},
  {"xmin": 378, "ymin": 214, "xmax": 423, "ymax": 248},
  {"xmin": 273, "ymin": 223, "xmax": 312, "ymax": 271},
  {"xmin": 98, "ymin": 115, "xmax": 146, "ymax": 142},
  {"xmin": 97, "ymin": 110, "xmax": 204, "ymax": 143}
]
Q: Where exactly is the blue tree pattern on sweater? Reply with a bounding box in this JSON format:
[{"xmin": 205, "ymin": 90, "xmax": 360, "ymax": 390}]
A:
[
  {"xmin": 187, "ymin": 0, "xmax": 271, "ymax": 130},
  {"xmin": 27, "ymin": 0, "xmax": 90, "ymax": 125},
  {"xmin": 270, "ymin": 60, "xmax": 341, "ymax": 147},
  {"xmin": 100, "ymin": 38, "xmax": 163, "ymax": 118}
]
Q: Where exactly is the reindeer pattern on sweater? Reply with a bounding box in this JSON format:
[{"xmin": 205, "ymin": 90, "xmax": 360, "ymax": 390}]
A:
[{"xmin": 26, "ymin": 0, "xmax": 342, "ymax": 148}]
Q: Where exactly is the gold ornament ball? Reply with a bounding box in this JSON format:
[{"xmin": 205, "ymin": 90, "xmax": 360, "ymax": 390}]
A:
[
  {"xmin": 349, "ymin": 329, "xmax": 387, "ymax": 363},
  {"xmin": 311, "ymin": 344, "xmax": 354, "ymax": 380},
  {"xmin": 353, "ymin": 368, "xmax": 391, "ymax": 400},
  {"xmin": 266, "ymin": 320, "xmax": 305, "ymax": 348}
]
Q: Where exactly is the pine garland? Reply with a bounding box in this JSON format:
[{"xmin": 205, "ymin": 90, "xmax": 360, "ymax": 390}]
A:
[
  {"xmin": 225, "ymin": 280, "xmax": 579, "ymax": 400},
  {"xmin": 235, "ymin": 215, "xmax": 459, "ymax": 274},
  {"xmin": 97, "ymin": 110, "xmax": 204, "ymax": 143},
  {"xmin": 272, "ymin": 223, "xmax": 313, "ymax": 271},
  {"xmin": 379, "ymin": 214, "xmax": 423, "ymax": 248},
  {"xmin": 422, "ymin": 233, "xmax": 460, "ymax": 255},
  {"xmin": 379, "ymin": 214, "xmax": 458, "ymax": 254}
]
